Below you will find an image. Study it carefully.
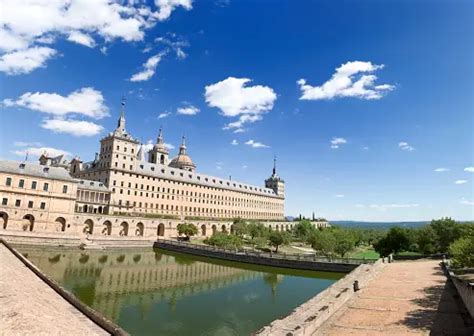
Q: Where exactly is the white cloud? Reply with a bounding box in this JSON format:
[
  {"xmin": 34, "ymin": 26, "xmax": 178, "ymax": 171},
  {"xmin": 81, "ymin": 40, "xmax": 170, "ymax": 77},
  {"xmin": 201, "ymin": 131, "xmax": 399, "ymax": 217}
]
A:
[
  {"xmin": 399, "ymin": 142, "xmax": 414, "ymax": 151},
  {"xmin": 461, "ymin": 199, "xmax": 474, "ymax": 206},
  {"xmin": 158, "ymin": 112, "xmax": 171, "ymax": 119},
  {"xmin": 155, "ymin": 34, "xmax": 189, "ymax": 59},
  {"xmin": 245, "ymin": 140, "xmax": 269, "ymax": 148},
  {"xmin": 12, "ymin": 146, "xmax": 71, "ymax": 158},
  {"xmin": 464, "ymin": 167, "xmax": 474, "ymax": 173},
  {"xmin": 298, "ymin": 61, "xmax": 395, "ymax": 100},
  {"xmin": 14, "ymin": 141, "xmax": 43, "ymax": 147},
  {"xmin": 130, "ymin": 52, "xmax": 166, "ymax": 82},
  {"xmin": 177, "ymin": 104, "xmax": 200, "ymax": 115},
  {"xmin": 455, "ymin": 180, "xmax": 468, "ymax": 185},
  {"xmin": 0, "ymin": 47, "xmax": 56, "ymax": 75},
  {"xmin": 3, "ymin": 87, "xmax": 108, "ymax": 119},
  {"xmin": 0, "ymin": 0, "xmax": 192, "ymax": 74},
  {"xmin": 205, "ymin": 77, "xmax": 277, "ymax": 132},
  {"xmin": 231, "ymin": 139, "xmax": 238, "ymax": 145},
  {"xmin": 330, "ymin": 137, "xmax": 347, "ymax": 149},
  {"xmin": 41, "ymin": 119, "xmax": 103, "ymax": 137},
  {"xmin": 164, "ymin": 143, "xmax": 174, "ymax": 150},
  {"xmin": 368, "ymin": 203, "xmax": 419, "ymax": 211},
  {"xmin": 335, "ymin": 194, "xmax": 345, "ymax": 198},
  {"xmin": 434, "ymin": 167, "xmax": 450, "ymax": 172},
  {"xmin": 67, "ymin": 31, "xmax": 96, "ymax": 48}
]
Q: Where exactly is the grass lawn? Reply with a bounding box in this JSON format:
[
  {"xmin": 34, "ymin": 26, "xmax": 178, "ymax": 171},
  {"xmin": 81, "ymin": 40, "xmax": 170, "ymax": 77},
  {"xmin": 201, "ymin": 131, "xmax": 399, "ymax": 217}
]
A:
[
  {"xmin": 396, "ymin": 251, "xmax": 424, "ymax": 257},
  {"xmin": 349, "ymin": 247, "xmax": 380, "ymax": 260}
]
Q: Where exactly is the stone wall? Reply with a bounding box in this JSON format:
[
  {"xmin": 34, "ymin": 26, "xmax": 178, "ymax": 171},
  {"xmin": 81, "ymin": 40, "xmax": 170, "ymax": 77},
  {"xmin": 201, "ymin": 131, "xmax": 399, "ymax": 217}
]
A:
[
  {"xmin": 444, "ymin": 263, "xmax": 474, "ymax": 319},
  {"xmin": 154, "ymin": 240, "xmax": 370, "ymax": 273},
  {"xmin": 257, "ymin": 259, "xmax": 385, "ymax": 336}
]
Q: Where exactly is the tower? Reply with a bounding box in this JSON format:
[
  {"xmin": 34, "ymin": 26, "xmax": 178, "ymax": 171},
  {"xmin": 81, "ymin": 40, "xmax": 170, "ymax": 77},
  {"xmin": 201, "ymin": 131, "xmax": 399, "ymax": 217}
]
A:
[
  {"xmin": 265, "ymin": 156, "xmax": 285, "ymax": 197},
  {"xmin": 148, "ymin": 127, "xmax": 169, "ymax": 165},
  {"xmin": 115, "ymin": 97, "xmax": 127, "ymax": 136},
  {"xmin": 169, "ymin": 136, "xmax": 196, "ymax": 172}
]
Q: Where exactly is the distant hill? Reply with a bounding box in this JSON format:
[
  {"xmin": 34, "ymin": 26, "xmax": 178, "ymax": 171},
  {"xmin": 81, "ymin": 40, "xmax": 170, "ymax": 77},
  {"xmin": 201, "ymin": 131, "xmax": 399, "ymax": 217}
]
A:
[{"xmin": 329, "ymin": 220, "xmax": 430, "ymax": 229}]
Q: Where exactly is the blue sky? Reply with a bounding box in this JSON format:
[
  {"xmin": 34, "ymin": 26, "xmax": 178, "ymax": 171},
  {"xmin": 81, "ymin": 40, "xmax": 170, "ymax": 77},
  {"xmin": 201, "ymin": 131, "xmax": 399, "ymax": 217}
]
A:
[{"xmin": 0, "ymin": 0, "xmax": 473, "ymax": 221}]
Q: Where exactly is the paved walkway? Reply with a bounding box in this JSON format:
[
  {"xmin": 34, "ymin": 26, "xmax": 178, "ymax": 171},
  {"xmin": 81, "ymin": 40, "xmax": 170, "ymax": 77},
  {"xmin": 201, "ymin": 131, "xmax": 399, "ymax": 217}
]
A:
[
  {"xmin": 315, "ymin": 260, "xmax": 472, "ymax": 335},
  {"xmin": 0, "ymin": 244, "xmax": 108, "ymax": 336}
]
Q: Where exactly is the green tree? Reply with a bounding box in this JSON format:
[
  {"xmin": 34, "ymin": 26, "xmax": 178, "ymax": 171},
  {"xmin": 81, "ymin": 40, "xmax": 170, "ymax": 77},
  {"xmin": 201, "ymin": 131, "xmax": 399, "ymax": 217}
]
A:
[
  {"xmin": 449, "ymin": 235, "xmax": 474, "ymax": 268},
  {"xmin": 430, "ymin": 217, "xmax": 461, "ymax": 252},
  {"xmin": 248, "ymin": 222, "xmax": 267, "ymax": 240},
  {"xmin": 232, "ymin": 219, "xmax": 248, "ymax": 237},
  {"xmin": 416, "ymin": 226, "xmax": 437, "ymax": 255},
  {"xmin": 177, "ymin": 223, "xmax": 198, "ymax": 240},
  {"xmin": 268, "ymin": 231, "xmax": 291, "ymax": 253},
  {"xmin": 293, "ymin": 220, "xmax": 316, "ymax": 240},
  {"xmin": 333, "ymin": 230, "xmax": 356, "ymax": 257},
  {"xmin": 373, "ymin": 227, "xmax": 412, "ymax": 256},
  {"xmin": 204, "ymin": 232, "xmax": 243, "ymax": 249},
  {"xmin": 308, "ymin": 229, "xmax": 336, "ymax": 257}
]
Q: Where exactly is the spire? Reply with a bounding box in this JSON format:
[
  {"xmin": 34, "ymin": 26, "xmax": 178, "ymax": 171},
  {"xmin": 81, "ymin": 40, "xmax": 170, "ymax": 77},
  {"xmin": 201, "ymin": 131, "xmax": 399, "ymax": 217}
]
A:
[
  {"xmin": 179, "ymin": 135, "xmax": 187, "ymax": 155},
  {"xmin": 115, "ymin": 97, "xmax": 126, "ymax": 135},
  {"xmin": 273, "ymin": 155, "xmax": 277, "ymax": 175},
  {"xmin": 157, "ymin": 127, "xmax": 163, "ymax": 144}
]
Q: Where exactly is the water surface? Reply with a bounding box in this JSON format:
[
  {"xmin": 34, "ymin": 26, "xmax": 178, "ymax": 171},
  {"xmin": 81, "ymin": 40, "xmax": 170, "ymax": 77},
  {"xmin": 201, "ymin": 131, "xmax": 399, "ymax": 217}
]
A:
[{"xmin": 19, "ymin": 247, "xmax": 343, "ymax": 336}]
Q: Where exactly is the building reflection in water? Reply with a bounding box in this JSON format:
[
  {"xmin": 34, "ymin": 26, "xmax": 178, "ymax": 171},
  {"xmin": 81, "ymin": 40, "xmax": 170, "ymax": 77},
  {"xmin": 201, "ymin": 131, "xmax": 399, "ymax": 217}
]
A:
[{"xmin": 22, "ymin": 248, "xmax": 265, "ymax": 321}]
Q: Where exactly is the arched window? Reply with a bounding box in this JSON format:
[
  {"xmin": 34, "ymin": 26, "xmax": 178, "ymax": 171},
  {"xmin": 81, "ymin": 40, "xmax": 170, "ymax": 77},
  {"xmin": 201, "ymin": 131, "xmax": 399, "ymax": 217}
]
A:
[{"xmin": 0, "ymin": 212, "xmax": 9, "ymax": 230}]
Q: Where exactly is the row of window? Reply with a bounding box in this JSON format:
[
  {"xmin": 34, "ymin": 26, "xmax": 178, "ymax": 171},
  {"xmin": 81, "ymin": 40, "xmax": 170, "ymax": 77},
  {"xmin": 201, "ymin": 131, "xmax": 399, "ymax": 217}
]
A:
[
  {"xmin": 4, "ymin": 177, "xmax": 68, "ymax": 193},
  {"xmin": 2, "ymin": 197, "xmax": 46, "ymax": 209}
]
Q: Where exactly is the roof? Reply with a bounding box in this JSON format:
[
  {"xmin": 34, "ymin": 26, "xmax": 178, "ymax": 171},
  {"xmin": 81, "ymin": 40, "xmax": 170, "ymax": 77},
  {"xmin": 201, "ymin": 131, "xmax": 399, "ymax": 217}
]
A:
[
  {"xmin": 135, "ymin": 161, "xmax": 281, "ymax": 198},
  {"xmin": 169, "ymin": 153, "xmax": 195, "ymax": 168},
  {"xmin": 0, "ymin": 160, "xmax": 76, "ymax": 182},
  {"xmin": 76, "ymin": 179, "xmax": 110, "ymax": 192}
]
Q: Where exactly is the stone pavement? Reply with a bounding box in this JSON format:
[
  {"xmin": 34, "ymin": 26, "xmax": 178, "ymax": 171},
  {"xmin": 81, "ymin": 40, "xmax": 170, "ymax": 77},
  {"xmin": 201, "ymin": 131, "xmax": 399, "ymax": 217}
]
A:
[
  {"xmin": 315, "ymin": 259, "xmax": 472, "ymax": 335},
  {"xmin": 0, "ymin": 244, "xmax": 109, "ymax": 336}
]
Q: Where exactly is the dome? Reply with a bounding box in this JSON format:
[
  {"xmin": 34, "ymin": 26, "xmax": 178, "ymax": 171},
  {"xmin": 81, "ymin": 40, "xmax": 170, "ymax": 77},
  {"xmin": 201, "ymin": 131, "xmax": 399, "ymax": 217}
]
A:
[{"xmin": 168, "ymin": 136, "xmax": 196, "ymax": 172}]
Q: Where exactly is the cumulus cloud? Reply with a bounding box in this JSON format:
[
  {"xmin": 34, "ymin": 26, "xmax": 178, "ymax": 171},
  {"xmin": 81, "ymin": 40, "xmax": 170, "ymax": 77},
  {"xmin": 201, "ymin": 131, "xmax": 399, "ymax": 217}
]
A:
[
  {"xmin": 3, "ymin": 87, "xmax": 108, "ymax": 119},
  {"xmin": 455, "ymin": 180, "xmax": 468, "ymax": 185},
  {"xmin": 205, "ymin": 77, "xmax": 277, "ymax": 132},
  {"xmin": 399, "ymin": 142, "xmax": 414, "ymax": 151},
  {"xmin": 177, "ymin": 104, "xmax": 200, "ymax": 115},
  {"xmin": 298, "ymin": 61, "xmax": 395, "ymax": 100},
  {"xmin": 330, "ymin": 137, "xmax": 347, "ymax": 149},
  {"xmin": 67, "ymin": 31, "xmax": 96, "ymax": 48},
  {"xmin": 434, "ymin": 168, "xmax": 450, "ymax": 172},
  {"xmin": 41, "ymin": 119, "xmax": 104, "ymax": 136},
  {"xmin": 0, "ymin": 47, "xmax": 56, "ymax": 75},
  {"xmin": 164, "ymin": 143, "xmax": 175, "ymax": 150},
  {"xmin": 12, "ymin": 146, "xmax": 71, "ymax": 158},
  {"xmin": 245, "ymin": 140, "xmax": 269, "ymax": 148},
  {"xmin": 158, "ymin": 112, "xmax": 171, "ymax": 119},
  {"xmin": 130, "ymin": 52, "xmax": 166, "ymax": 82},
  {"xmin": 155, "ymin": 34, "xmax": 189, "ymax": 59},
  {"xmin": 0, "ymin": 0, "xmax": 192, "ymax": 75},
  {"xmin": 464, "ymin": 167, "xmax": 474, "ymax": 173},
  {"xmin": 231, "ymin": 139, "xmax": 238, "ymax": 145}
]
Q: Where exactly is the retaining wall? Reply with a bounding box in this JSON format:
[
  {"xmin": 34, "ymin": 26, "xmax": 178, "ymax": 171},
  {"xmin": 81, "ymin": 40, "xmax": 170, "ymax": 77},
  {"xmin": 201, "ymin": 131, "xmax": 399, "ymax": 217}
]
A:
[
  {"xmin": 257, "ymin": 258, "xmax": 385, "ymax": 336},
  {"xmin": 443, "ymin": 263, "xmax": 474, "ymax": 319},
  {"xmin": 154, "ymin": 240, "xmax": 372, "ymax": 273}
]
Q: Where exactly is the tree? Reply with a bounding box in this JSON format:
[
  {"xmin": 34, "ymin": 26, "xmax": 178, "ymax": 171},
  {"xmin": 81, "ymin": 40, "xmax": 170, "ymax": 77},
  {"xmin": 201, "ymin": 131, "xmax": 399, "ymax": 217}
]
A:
[
  {"xmin": 308, "ymin": 229, "xmax": 336, "ymax": 257},
  {"xmin": 293, "ymin": 220, "xmax": 316, "ymax": 240},
  {"xmin": 373, "ymin": 227, "xmax": 412, "ymax": 256},
  {"xmin": 248, "ymin": 222, "xmax": 267, "ymax": 240},
  {"xmin": 449, "ymin": 235, "xmax": 474, "ymax": 268},
  {"xmin": 416, "ymin": 226, "xmax": 437, "ymax": 255},
  {"xmin": 204, "ymin": 232, "xmax": 243, "ymax": 249},
  {"xmin": 232, "ymin": 219, "xmax": 248, "ymax": 237},
  {"xmin": 333, "ymin": 230, "xmax": 356, "ymax": 258},
  {"xmin": 177, "ymin": 223, "xmax": 198, "ymax": 240},
  {"xmin": 268, "ymin": 231, "xmax": 291, "ymax": 253},
  {"xmin": 430, "ymin": 217, "xmax": 461, "ymax": 253}
]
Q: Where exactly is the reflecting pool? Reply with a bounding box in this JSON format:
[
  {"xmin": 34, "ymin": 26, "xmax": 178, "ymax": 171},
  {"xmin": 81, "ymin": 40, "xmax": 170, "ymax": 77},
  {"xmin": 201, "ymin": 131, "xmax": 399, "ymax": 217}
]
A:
[{"xmin": 19, "ymin": 247, "xmax": 344, "ymax": 336}]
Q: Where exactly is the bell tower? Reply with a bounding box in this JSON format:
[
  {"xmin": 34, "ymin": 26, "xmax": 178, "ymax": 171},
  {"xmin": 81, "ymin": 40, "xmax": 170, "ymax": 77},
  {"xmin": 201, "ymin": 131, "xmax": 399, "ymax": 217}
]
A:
[
  {"xmin": 265, "ymin": 156, "xmax": 285, "ymax": 197},
  {"xmin": 148, "ymin": 127, "xmax": 169, "ymax": 165}
]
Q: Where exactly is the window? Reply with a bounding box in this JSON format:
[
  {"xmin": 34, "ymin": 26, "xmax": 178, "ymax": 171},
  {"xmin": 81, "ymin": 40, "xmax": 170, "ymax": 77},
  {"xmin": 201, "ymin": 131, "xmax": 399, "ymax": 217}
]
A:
[
  {"xmin": 31, "ymin": 181, "xmax": 37, "ymax": 190},
  {"xmin": 15, "ymin": 199, "xmax": 21, "ymax": 207},
  {"xmin": 43, "ymin": 183, "xmax": 49, "ymax": 191},
  {"xmin": 6, "ymin": 177, "xmax": 12, "ymax": 186},
  {"xmin": 19, "ymin": 179, "xmax": 25, "ymax": 188},
  {"xmin": 40, "ymin": 202, "xmax": 46, "ymax": 210},
  {"xmin": 2, "ymin": 198, "xmax": 7, "ymax": 205},
  {"xmin": 28, "ymin": 201, "xmax": 33, "ymax": 208},
  {"xmin": 62, "ymin": 185, "xmax": 68, "ymax": 194}
]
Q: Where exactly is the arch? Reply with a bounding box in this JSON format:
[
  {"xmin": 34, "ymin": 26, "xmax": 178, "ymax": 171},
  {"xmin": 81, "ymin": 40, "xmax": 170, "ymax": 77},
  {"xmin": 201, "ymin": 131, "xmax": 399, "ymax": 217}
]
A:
[
  {"xmin": 83, "ymin": 204, "xmax": 88, "ymax": 213},
  {"xmin": 230, "ymin": 225, "xmax": 234, "ymax": 234},
  {"xmin": 211, "ymin": 224, "xmax": 217, "ymax": 235},
  {"xmin": 286, "ymin": 224, "xmax": 289, "ymax": 231},
  {"xmin": 98, "ymin": 206, "xmax": 103, "ymax": 214},
  {"xmin": 157, "ymin": 223, "xmax": 165, "ymax": 237},
  {"xmin": 55, "ymin": 217, "xmax": 66, "ymax": 232},
  {"xmin": 0, "ymin": 212, "xmax": 8, "ymax": 230},
  {"xmin": 102, "ymin": 220, "xmax": 112, "ymax": 236},
  {"xmin": 22, "ymin": 214, "xmax": 35, "ymax": 232},
  {"xmin": 135, "ymin": 222, "xmax": 144, "ymax": 236},
  {"xmin": 119, "ymin": 222, "xmax": 129, "ymax": 236},
  {"xmin": 221, "ymin": 224, "xmax": 227, "ymax": 233},
  {"xmin": 160, "ymin": 154, "xmax": 165, "ymax": 164},
  {"xmin": 83, "ymin": 219, "xmax": 94, "ymax": 235},
  {"xmin": 201, "ymin": 224, "xmax": 206, "ymax": 236},
  {"xmin": 275, "ymin": 224, "xmax": 279, "ymax": 231}
]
